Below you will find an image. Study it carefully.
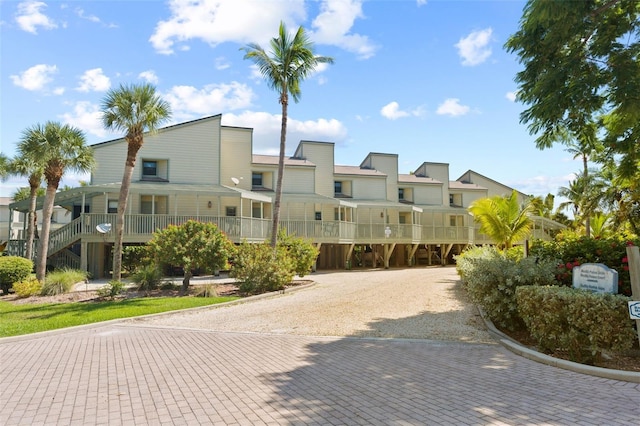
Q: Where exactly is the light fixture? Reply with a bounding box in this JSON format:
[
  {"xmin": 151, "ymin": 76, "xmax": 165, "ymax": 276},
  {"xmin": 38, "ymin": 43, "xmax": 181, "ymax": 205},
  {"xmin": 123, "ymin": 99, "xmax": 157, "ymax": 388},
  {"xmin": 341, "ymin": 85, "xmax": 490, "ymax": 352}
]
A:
[{"xmin": 207, "ymin": 201, "xmax": 212, "ymax": 208}]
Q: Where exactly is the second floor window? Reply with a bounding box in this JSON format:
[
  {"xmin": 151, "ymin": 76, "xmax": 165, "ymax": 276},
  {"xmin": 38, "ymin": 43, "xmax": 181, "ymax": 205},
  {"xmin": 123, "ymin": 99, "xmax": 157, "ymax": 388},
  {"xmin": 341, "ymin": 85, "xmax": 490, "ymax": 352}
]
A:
[
  {"xmin": 334, "ymin": 181, "xmax": 343, "ymax": 195},
  {"xmin": 252, "ymin": 172, "xmax": 263, "ymax": 188},
  {"xmin": 143, "ymin": 161, "xmax": 157, "ymax": 177},
  {"xmin": 108, "ymin": 200, "xmax": 118, "ymax": 214},
  {"xmin": 398, "ymin": 188, "xmax": 405, "ymax": 200}
]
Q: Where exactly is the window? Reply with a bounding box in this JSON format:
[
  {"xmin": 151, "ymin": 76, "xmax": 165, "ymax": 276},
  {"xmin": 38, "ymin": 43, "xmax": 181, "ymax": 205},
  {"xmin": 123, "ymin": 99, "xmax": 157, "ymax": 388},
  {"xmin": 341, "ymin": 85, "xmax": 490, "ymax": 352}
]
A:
[
  {"xmin": 252, "ymin": 172, "xmax": 263, "ymax": 188},
  {"xmin": 143, "ymin": 161, "xmax": 157, "ymax": 177},
  {"xmin": 252, "ymin": 203, "xmax": 262, "ymax": 218},
  {"xmin": 334, "ymin": 181, "xmax": 342, "ymax": 195},
  {"xmin": 315, "ymin": 211, "xmax": 322, "ymax": 221},
  {"xmin": 450, "ymin": 215, "xmax": 464, "ymax": 227},
  {"xmin": 226, "ymin": 206, "xmax": 237, "ymax": 217},
  {"xmin": 108, "ymin": 200, "xmax": 118, "ymax": 214},
  {"xmin": 398, "ymin": 188, "xmax": 405, "ymax": 200}
]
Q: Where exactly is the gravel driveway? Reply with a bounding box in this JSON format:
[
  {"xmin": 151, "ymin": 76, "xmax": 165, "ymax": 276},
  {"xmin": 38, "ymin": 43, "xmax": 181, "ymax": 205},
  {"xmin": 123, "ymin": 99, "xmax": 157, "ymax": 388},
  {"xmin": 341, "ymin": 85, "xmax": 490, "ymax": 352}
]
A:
[{"xmin": 135, "ymin": 266, "xmax": 494, "ymax": 343}]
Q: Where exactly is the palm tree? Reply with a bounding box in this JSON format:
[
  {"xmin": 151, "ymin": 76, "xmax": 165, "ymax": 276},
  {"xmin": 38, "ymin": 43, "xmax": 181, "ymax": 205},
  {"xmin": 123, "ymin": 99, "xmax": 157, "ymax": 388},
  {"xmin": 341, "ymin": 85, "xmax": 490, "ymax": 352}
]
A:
[
  {"xmin": 529, "ymin": 193, "xmax": 555, "ymax": 218},
  {"xmin": 558, "ymin": 173, "xmax": 603, "ymax": 234},
  {"xmin": 468, "ymin": 190, "xmax": 534, "ymax": 249},
  {"xmin": 101, "ymin": 83, "xmax": 171, "ymax": 280},
  {"xmin": 17, "ymin": 122, "xmax": 95, "ymax": 281},
  {"xmin": 242, "ymin": 22, "xmax": 334, "ymax": 247},
  {"xmin": 8, "ymin": 156, "xmax": 45, "ymax": 260},
  {"xmin": 0, "ymin": 153, "xmax": 8, "ymax": 179}
]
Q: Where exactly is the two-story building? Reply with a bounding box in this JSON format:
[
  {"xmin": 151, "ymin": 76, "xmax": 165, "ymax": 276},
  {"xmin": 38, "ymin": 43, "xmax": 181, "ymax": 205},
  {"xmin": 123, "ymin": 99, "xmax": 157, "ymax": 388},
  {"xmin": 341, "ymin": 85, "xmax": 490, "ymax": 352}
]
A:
[{"xmin": 6, "ymin": 114, "xmax": 564, "ymax": 277}]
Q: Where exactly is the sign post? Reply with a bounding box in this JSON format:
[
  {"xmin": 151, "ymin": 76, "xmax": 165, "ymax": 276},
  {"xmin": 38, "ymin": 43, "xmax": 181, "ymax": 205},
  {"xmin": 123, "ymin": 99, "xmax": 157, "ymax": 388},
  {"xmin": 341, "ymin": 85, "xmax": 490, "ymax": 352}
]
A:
[{"xmin": 624, "ymin": 245, "xmax": 640, "ymax": 347}]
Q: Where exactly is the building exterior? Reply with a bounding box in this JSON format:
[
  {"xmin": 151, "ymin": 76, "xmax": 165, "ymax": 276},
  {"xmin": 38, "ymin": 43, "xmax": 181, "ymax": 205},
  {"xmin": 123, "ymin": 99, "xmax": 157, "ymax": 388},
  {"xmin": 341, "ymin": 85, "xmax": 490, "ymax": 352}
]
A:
[{"xmin": 6, "ymin": 115, "xmax": 564, "ymax": 277}]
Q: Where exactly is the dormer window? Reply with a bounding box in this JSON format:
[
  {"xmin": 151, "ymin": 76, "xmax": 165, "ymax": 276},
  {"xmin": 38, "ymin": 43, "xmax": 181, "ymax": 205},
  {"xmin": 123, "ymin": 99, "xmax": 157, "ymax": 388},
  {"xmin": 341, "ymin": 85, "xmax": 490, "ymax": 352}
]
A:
[
  {"xmin": 334, "ymin": 181, "xmax": 343, "ymax": 195},
  {"xmin": 141, "ymin": 159, "xmax": 168, "ymax": 181},
  {"xmin": 398, "ymin": 188, "xmax": 405, "ymax": 200},
  {"xmin": 252, "ymin": 172, "xmax": 263, "ymax": 188}
]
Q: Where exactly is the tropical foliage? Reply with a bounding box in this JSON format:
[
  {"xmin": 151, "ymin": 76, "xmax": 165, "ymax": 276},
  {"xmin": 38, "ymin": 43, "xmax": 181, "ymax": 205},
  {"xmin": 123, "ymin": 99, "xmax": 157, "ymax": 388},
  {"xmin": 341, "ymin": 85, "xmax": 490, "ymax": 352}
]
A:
[
  {"xmin": 242, "ymin": 22, "xmax": 334, "ymax": 247},
  {"xmin": 468, "ymin": 190, "xmax": 533, "ymax": 249}
]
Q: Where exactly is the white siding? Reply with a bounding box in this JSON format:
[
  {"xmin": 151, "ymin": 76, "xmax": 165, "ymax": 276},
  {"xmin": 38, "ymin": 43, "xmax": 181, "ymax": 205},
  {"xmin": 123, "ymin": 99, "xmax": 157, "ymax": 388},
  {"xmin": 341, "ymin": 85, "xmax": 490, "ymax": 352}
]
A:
[
  {"xmin": 363, "ymin": 153, "xmax": 398, "ymax": 202},
  {"xmin": 351, "ymin": 176, "xmax": 386, "ymax": 199},
  {"xmin": 282, "ymin": 168, "xmax": 315, "ymax": 193},
  {"xmin": 413, "ymin": 184, "xmax": 444, "ymax": 206},
  {"xmin": 91, "ymin": 116, "xmax": 222, "ymax": 186},
  {"xmin": 294, "ymin": 141, "xmax": 335, "ymax": 197},
  {"xmin": 220, "ymin": 126, "xmax": 253, "ymax": 190}
]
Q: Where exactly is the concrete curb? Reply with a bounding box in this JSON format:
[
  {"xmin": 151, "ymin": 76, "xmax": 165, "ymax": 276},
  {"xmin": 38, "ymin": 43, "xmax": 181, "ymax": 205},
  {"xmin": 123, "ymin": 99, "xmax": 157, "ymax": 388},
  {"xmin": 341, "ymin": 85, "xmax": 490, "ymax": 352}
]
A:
[{"xmin": 478, "ymin": 307, "xmax": 640, "ymax": 383}]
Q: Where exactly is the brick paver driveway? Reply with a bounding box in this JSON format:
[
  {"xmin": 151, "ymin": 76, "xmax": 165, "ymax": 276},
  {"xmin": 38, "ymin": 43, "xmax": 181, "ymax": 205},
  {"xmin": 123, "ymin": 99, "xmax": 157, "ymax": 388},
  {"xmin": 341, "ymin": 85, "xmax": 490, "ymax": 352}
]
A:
[{"xmin": 1, "ymin": 268, "xmax": 639, "ymax": 425}]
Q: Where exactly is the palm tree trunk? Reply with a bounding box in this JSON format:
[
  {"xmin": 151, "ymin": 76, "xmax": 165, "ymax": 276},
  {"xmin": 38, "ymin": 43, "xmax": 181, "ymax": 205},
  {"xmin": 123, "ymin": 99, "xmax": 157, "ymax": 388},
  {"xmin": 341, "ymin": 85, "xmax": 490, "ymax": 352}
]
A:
[
  {"xmin": 35, "ymin": 185, "xmax": 57, "ymax": 281},
  {"xmin": 270, "ymin": 96, "xmax": 288, "ymax": 248},
  {"xmin": 25, "ymin": 186, "xmax": 38, "ymax": 260},
  {"xmin": 113, "ymin": 139, "xmax": 140, "ymax": 281}
]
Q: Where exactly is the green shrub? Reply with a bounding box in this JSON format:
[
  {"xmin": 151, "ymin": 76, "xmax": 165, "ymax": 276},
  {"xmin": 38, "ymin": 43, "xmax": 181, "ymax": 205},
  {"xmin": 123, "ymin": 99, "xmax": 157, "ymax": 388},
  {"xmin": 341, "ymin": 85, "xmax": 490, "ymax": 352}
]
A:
[
  {"xmin": 41, "ymin": 268, "xmax": 88, "ymax": 296},
  {"xmin": 530, "ymin": 234, "xmax": 639, "ymax": 296},
  {"xmin": 122, "ymin": 245, "xmax": 150, "ymax": 274},
  {"xmin": 0, "ymin": 256, "xmax": 34, "ymax": 294},
  {"xmin": 456, "ymin": 246, "xmax": 558, "ymax": 330},
  {"xmin": 96, "ymin": 280, "xmax": 125, "ymax": 299},
  {"xmin": 516, "ymin": 285, "xmax": 636, "ymax": 364},
  {"xmin": 230, "ymin": 242, "xmax": 294, "ymax": 295},
  {"xmin": 12, "ymin": 277, "xmax": 42, "ymax": 298},
  {"xmin": 277, "ymin": 231, "xmax": 319, "ymax": 277},
  {"xmin": 131, "ymin": 264, "xmax": 164, "ymax": 292}
]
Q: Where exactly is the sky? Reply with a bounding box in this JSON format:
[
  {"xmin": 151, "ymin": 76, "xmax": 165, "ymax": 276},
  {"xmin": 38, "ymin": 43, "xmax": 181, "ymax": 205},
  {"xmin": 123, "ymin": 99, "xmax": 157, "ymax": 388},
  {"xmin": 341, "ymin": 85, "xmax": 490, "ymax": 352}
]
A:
[{"xmin": 1, "ymin": 0, "xmax": 579, "ymax": 207}]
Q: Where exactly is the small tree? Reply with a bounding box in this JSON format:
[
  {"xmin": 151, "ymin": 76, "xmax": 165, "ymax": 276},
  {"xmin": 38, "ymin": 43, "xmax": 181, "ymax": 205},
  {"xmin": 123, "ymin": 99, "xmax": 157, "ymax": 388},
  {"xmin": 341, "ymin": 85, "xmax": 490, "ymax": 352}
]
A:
[
  {"xmin": 230, "ymin": 241, "xmax": 294, "ymax": 295},
  {"xmin": 146, "ymin": 220, "xmax": 235, "ymax": 295},
  {"xmin": 277, "ymin": 230, "xmax": 318, "ymax": 277}
]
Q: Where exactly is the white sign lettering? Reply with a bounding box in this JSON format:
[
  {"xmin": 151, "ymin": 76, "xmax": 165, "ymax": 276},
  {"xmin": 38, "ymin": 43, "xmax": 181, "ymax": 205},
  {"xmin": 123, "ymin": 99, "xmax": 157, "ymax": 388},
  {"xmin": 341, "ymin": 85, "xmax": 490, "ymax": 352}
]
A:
[{"xmin": 572, "ymin": 263, "xmax": 618, "ymax": 294}]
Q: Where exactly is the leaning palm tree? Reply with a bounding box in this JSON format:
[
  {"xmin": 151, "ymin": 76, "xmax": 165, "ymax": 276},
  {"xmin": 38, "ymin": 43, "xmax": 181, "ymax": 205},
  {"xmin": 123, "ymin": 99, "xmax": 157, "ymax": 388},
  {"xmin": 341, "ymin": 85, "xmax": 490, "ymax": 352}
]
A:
[
  {"xmin": 17, "ymin": 122, "xmax": 95, "ymax": 281},
  {"xmin": 101, "ymin": 83, "xmax": 171, "ymax": 280},
  {"xmin": 468, "ymin": 190, "xmax": 534, "ymax": 250},
  {"xmin": 8, "ymin": 156, "xmax": 45, "ymax": 260},
  {"xmin": 242, "ymin": 22, "xmax": 334, "ymax": 247}
]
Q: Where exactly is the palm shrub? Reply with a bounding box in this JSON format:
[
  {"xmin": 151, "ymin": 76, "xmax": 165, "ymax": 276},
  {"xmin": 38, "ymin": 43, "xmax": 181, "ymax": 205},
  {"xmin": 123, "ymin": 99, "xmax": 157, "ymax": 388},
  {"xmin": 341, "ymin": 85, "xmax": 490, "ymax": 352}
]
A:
[
  {"xmin": 131, "ymin": 264, "xmax": 164, "ymax": 293},
  {"xmin": 41, "ymin": 268, "xmax": 88, "ymax": 296},
  {"xmin": 0, "ymin": 256, "xmax": 34, "ymax": 294},
  {"xmin": 96, "ymin": 280, "xmax": 125, "ymax": 299},
  {"xmin": 230, "ymin": 242, "xmax": 294, "ymax": 295},
  {"xmin": 456, "ymin": 246, "xmax": 558, "ymax": 330}
]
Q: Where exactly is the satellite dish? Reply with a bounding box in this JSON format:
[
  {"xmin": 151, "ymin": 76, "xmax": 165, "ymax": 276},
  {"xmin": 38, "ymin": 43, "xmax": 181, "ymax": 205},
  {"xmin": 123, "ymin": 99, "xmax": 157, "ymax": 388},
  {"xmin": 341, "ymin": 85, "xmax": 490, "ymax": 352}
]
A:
[
  {"xmin": 96, "ymin": 223, "xmax": 112, "ymax": 234},
  {"xmin": 231, "ymin": 177, "xmax": 240, "ymax": 186}
]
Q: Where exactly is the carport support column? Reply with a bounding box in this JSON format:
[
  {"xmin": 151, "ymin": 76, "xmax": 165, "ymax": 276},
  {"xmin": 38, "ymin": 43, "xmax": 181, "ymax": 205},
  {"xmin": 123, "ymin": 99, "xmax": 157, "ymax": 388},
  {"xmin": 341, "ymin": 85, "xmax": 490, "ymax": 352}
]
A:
[
  {"xmin": 345, "ymin": 243, "xmax": 355, "ymax": 270},
  {"xmin": 313, "ymin": 243, "xmax": 321, "ymax": 272},
  {"xmin": 383, "ymin": 243, "xmax": 396, "ymax": 269},
  {"xmin": 408, "ymin": 244, "xmax": 419, "ymax": 267}
]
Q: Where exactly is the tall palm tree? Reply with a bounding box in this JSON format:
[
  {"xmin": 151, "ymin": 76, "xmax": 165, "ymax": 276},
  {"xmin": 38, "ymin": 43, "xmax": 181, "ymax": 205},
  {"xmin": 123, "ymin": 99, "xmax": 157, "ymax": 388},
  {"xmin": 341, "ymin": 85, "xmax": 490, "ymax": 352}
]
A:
[
  {"xmin": 468, "ymin": 190, "xmax": 534, "ymax": 250},
  {"xmin": 8, "ymin": 156, "xmax": 45, "ymax": 260},
  {"xmin": 17, "ymin": 122, "xmax": 95, "ymax": 281},
  {"xmin": 0, "ymin": 153, "xmax": 8, "ymax": 179},
  {"xmin": 558, "ymin": 173, "xmax": 604, "ymax": 234},
  {"xmin": 101, "ymin": 83, "xmax": 171, "ymax": 280},
  {"xmin": 242, "ymin": 22, "xmax": 334, "ymax": 247}
]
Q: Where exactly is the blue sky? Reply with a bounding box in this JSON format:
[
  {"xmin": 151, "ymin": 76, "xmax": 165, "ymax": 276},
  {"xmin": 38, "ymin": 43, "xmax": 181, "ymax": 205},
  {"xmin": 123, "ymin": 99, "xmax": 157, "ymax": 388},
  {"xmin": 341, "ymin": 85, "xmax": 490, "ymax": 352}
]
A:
[{"xmin": 1, "ymin": 0, "xmax": 578, "ymax": 206}]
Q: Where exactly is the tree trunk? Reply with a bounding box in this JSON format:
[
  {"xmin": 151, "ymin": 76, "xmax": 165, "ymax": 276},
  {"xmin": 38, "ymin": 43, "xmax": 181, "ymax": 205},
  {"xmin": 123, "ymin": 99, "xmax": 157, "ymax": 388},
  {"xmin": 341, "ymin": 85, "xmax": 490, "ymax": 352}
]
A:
[
  {"xmin": 35, "ymin": 185, "xmax": 57, "ymax": 281},
  {"xmin": 270, "ymin": 94, "xmax": 288, "ymax": 248},
  {"xmin": 25, "ymin": 186, "xmax": 38, "ymax": 260},
  {"xmin": 180, "ymin": 270, "xmax": 192, "ymax": 296},
  {"xmin": 113, "ymin": 137, "xmax": 141, "ymax": 281}
]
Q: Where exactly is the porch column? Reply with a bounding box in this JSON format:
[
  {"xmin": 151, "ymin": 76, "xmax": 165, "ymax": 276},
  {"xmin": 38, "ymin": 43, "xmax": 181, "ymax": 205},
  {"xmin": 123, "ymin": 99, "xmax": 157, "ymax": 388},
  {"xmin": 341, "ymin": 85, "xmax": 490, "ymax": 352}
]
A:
[
  {"xmin": 345, "ymin": 243, "xmax": 355, "ymax": 270},
  {"xmin": 313, "ymin": 243, "xmax": 322, "ymax": 272},
  {"xmin": 80, "ymin": 241, "xmax": 88, "ymax": 272}
]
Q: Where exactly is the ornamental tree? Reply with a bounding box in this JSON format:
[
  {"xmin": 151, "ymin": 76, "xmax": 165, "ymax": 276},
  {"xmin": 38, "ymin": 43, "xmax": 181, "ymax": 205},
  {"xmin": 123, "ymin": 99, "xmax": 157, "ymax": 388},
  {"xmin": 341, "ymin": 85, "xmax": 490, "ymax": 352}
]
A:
[{"xmin": 146, "ymin": 220, "xmax": 235, "ymax": 295}]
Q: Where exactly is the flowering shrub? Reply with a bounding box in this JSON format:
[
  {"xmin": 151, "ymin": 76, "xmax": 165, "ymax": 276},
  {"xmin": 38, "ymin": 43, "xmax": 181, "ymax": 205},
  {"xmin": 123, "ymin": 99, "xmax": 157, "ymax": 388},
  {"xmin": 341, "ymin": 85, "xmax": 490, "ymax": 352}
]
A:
[{"xmin": 530, "ymin": 235, "xmax": 639, "ymax": 296}]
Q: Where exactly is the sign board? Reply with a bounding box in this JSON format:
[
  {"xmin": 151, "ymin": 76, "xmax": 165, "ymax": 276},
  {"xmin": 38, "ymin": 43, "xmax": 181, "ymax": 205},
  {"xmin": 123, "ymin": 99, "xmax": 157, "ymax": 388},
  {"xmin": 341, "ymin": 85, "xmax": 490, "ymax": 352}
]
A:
[
  {"xmin": 629, "ymin": 301, "xmax": 640, "ymax": 320},
  {"xmin": 572, "ymin": 263, "xmax": 618, "ymax": 294}
]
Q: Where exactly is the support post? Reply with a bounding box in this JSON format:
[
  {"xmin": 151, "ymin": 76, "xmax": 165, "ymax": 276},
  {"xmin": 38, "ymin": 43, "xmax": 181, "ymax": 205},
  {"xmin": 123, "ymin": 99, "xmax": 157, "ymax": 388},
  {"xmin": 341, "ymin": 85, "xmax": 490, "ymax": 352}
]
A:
[{"xmin": 624, "ymin": 245, "xmax": 640, "ymax": 347}]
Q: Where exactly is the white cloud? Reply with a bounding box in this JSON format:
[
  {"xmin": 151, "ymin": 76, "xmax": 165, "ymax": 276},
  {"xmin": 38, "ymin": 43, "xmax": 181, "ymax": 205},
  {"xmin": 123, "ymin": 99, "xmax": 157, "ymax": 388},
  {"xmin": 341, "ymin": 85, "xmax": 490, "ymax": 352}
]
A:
[
  {"xmin": 77, "ymin": 68, "xmax": 111, "ymax": 92},
  {"xmin": 455, "ymin": 28, "xmax": 493, "ymax": 66},
  {"xmin": 215, "ymin": 57, "xmax": 230, "ymax": 70},
  {"xmin": 139, "ymin": 70, "xmax": 159, "ymax": 84},
  {"xmin": 310, "ymin": 0, "xmax": 378, "ymax": 59},
  {"xmin": 75, "ymin": 8, "xmax": 100, "ymax": 23},
  {"xmin": 53, "ymin": 87, "xmax": 65, "ymax": 95},
  {"xmin": 416, "ymin": 0, "xmax": 428, "ymax": 6},
  {"xmin": 10, "ymin": 64, "xmax": 57, "ymax": 91},
  {"xmin": 506, "ymin": 91, "xmax": 517, "ymax": 102},
  {"xmin": 380, "ymin": 101, "xmax": 425, "ymax": 120},
  {"xmin": 164, "ymin": 82, "xmax": 255, "ymax": 116},
  {"xmin": 60, "ymin": 101, "xmax": 107, "ymax": 138},
  {"xmin": 436, "ymin": 98, "xmax": 470, "ymax": 117},
  {"xmin": 15, "ymin": 0, "xmax": 57, "ymax": 34},
  {"xmin": 222, "ymin": 110, "xmax": 348, "ymax": 154},
  {"xmin": 149, "ymin": 0, "xmax": 306, "ymax": 55}
]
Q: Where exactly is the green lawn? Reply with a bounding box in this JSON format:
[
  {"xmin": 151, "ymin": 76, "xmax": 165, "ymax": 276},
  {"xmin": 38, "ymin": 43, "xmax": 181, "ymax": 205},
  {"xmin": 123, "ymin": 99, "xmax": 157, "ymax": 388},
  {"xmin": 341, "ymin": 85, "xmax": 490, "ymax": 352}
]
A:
[{"xmin": 0, "ymin": 296, "xmax": 239, "ymax": 338}]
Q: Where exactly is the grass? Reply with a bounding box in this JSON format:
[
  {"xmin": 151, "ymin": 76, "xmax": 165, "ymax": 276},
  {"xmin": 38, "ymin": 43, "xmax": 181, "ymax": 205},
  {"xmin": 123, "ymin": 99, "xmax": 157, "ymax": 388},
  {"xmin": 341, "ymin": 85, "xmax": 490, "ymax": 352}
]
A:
[{"xmin": 0, "ymin": 296, "xmax": 239, "ymax": 338}]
